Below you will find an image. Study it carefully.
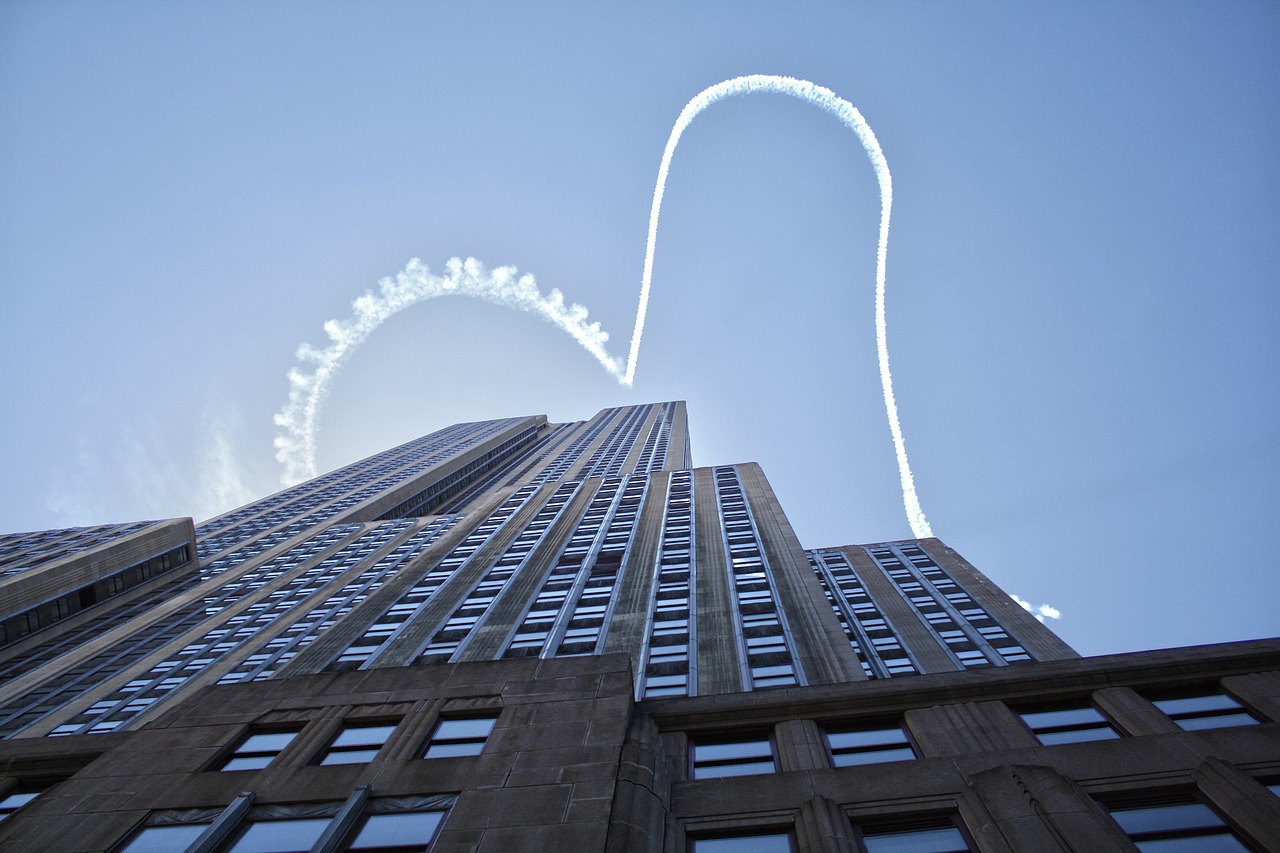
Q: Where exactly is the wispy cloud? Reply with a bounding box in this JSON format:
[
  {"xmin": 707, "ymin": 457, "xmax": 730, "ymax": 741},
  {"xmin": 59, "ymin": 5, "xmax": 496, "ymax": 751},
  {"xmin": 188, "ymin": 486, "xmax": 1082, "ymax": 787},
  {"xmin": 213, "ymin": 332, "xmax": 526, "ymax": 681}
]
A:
[
  {"xmin": 1012, "ymin": 594, "xmax": 1062, "ymax": 623},
  {"xmin": 195, "ymin": 408, "xmax": 257, "ymax": 521}
]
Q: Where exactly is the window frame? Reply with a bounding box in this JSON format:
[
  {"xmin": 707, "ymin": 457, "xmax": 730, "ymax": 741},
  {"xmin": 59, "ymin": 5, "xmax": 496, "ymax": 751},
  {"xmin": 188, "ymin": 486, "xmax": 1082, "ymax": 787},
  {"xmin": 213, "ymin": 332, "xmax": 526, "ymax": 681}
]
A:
[
  {"xmin": 316, "ymin": 719, "xmax": 400, "ymax": 766},
  {"xmin": 342, "ymin": 808, "xmax": 450, "ymax": 851},
  {"xmin": 420, "ymin": 712, "xmax": 500, "ymax": 759},
  {"xmin": 823, "ymin": 720, "xmax": 918, "ymax": 767},
  {"xmin": 221, "ymin": 815, "xmax": 334, "ymax": 852},
  {"xmin": 1100, "ymin": 791, "xmax": 1255, "ymax": 851},
  {"xmin": 1016, "ymin": 701, "xmax": 1122, "ymax": 746},
  {"xmin": 1147, "ymin": 687, "xmax": 1262, "ymax": 732},
  {"xmin": 112, "ymin": 822, "xmax": 214, "ymax": 853},
  {"xmin": 213, "ymin": 726, "xmax": 304, "ymax": 772},
  {"xmin": 0, "ymin": 773, "xmax": 58, "ymax": 819},
  {"xmin": 853, "ymin": 814, "xmax": 973, "ymax": 853},
  {"xmin": 111, "ymin": 797, "xmax": 455, "ymax": 853},
  {"xmin": 689, "ymin": 731, "xmax": 778, "ymax": 780},
  {"xmin": 687, "ymin": 828, "xmax": 796, "ymax": 852}
]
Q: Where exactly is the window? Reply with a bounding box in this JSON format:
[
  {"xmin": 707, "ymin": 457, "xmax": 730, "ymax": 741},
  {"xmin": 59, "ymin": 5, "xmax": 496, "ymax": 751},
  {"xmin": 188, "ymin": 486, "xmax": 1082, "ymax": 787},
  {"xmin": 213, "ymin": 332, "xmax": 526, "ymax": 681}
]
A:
[
  {"xmin": 1018, "ymin": 704, "xmax": 1120, "ymax": 746},
  {"xmin": 691, "ymin": 831, "xmax": 794, "ymax": 852},
  {"xmin": 0, "ymin": 788, "xmax": 42, "ymax": 822},
  {"xmin": 1105, "ymin": 796, "xmax": 1251, "ymax": 851},
  {"xmin": 224, "ymin": 817, "xmax": 332, "ymax": 852},
  {"xmin": 1150, "ymin": 691, "xmax": 1260, "ymax": 731},
  {"xmin": 690, "ymin": 734, "xmax": 776, "ymax": 779},
  {"xmin": 116, "ymin": 824, "xmax": 211, "ymax": 853},
  {"xmin": 218, "ymin": 728, "xmax": 302, "ymax": 771},
  {"xmin": 113, "ymin": 798, "xmax": 454, "ymax": 853},
  {"xmin": 857, "ymin": 817, "xmax": 971, "ymax": 852},
  {"xmin": 345, "ymin": 810, "xmax": 448, "ymax": 851},
  {"xmin": 825, "ymin": 723, "xmax": 916, "ymax": 767},
  {"xmin": 318, "ymin": 721, "xmax": 398, "ymax": 765},
  {"xmin": 422, "ymin": 714, "xmax": 498, "ymax": 758}
]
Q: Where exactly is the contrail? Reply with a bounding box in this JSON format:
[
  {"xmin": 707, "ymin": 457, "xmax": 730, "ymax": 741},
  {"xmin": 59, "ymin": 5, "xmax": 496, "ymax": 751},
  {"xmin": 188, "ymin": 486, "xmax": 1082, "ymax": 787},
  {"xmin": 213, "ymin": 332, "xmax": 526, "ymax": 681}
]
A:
[
  {"xmin": 274, "ymin": 75, "xmax": 934, "ymax": 540},
  {"xmin": 272, "ymin": 257, "xmax": 623, "ymax": 484},
  {"xmin": 627, "ymin": 75, "xmax": 931, "ymax": 537}
]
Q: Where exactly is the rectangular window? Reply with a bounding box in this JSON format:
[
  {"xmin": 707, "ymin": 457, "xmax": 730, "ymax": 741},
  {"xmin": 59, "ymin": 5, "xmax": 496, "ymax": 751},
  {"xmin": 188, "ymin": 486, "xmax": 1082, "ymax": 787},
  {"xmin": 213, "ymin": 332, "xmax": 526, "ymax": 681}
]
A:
[
  {"xmin": 825, "ymin": 723, "xmax": 916, "ymax": 766},
  {"xmin": 115, "ymin": 801, "xmax": 454, "ymax": 853},
  {"xmin": 117, "ymin": 824, "xmax": 212, "ymax": 852},
  {"xmin": 0, "ymin": 789, "xmax": 40, "ymax": 822},
  {"xmin": 218, "ymin": 728, "xmax": 302, "ymax": 771},
  {"xmin": 345, "ymin": 810, "xmax": 448, "ymax": 850},
  {"xmin": 857, "ymin": 817, "xmax": 971, "ymax": 852},
  {"xmin": 691, "ymin": 831, "xmax": 794, "ymax": 852},
  {"xmin": 690, "ymin": 734, "xmax": 776, "ymax": 779},
  {"xmin": 225, "ymin": 817, "xmax": 332, "ymax": 852},
  {"xmin": 318, "ymin": 721, "xmax": 398, "ymax": 765},
  {"xmin": 422, "ymin": 714, "xmax": 499, "ymax": 758},
  {"xmin": 1104, "ymin": 796, "xmax": 1251, "ymax": 851},
  {"xmin": 1150, "ymin": 691, "xmax": 1260, "ymax": 731},
  {"xmin": 1018, "ymin": 705, "xmax": 1120, "ymax": 746}
]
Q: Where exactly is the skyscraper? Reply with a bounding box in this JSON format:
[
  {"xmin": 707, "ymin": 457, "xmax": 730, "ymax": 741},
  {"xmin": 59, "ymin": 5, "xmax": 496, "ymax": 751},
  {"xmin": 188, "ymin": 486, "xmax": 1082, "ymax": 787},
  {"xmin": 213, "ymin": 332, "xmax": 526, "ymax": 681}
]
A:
[{"xmin": 0, "ymin": 402, "xmax": 1276, "ymax": 852}]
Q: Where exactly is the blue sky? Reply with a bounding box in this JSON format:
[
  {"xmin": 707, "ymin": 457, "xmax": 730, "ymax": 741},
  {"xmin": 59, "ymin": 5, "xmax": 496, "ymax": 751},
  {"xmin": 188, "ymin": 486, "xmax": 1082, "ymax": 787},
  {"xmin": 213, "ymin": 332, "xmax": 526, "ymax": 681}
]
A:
[{"xmin": 1, "ymin": 2, "xmax": 1276, "ymax": 656}]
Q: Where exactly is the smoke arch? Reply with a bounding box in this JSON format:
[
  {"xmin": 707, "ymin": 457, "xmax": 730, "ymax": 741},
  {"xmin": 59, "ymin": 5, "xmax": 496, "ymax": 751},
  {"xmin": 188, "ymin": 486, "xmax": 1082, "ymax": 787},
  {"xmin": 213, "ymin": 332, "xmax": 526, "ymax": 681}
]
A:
[
  {"xmin": 273, "ymin": 75, "xmax": 932, "ymax": 539},
  {"xmin": 626, "ymin": 75, "xmax": 931, "ymax": 537}
]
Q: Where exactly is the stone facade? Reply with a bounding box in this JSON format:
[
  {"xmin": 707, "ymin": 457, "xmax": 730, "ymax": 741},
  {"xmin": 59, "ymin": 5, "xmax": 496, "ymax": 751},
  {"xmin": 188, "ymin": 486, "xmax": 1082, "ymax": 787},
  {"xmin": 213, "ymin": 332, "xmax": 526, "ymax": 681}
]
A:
[{"xmin": 1, "ymin": 640, "xmax": 1276, "ymax": 851}]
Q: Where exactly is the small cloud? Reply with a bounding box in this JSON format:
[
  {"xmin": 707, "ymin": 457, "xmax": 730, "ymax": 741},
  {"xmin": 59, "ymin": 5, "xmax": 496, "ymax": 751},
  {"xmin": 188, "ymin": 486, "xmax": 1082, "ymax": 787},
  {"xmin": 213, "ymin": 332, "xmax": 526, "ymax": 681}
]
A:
[{"xmin": 1011, "ymin": 594, "xmax": 1062, "ymax": 623}]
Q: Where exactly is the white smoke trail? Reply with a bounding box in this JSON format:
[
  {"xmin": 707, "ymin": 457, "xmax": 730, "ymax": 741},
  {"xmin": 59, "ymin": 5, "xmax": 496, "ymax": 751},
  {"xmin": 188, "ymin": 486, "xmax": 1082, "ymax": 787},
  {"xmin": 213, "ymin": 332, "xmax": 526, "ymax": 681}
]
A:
[
  {"xmin": 274, "ymin": 75, "xmax": 933, "ymax": 538},
  {"xmin": 272, "ymin": 257, "xmax": 623, "ymax": 484},
  {"xmin": 628, "ymin": 75, "xmax": 932, "ymax": 537}
]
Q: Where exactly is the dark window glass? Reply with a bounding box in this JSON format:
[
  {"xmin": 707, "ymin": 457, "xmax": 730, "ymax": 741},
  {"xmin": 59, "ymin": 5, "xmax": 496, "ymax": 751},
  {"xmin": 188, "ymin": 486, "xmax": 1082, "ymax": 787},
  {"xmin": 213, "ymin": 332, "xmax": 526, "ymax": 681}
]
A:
[
  {"xmin": 857, "ymin": 817, "xmax": 971, "ymax": 853},
  {"xmin": 117, "ymin": 824, "xmax": 210, "ymax": 853},
  {"xmin": 691, "ymin": 832, "xmax": 793, "ymax": 852},
  {"xmin": 218, "ymin": 728, "xmax": 302, "ymax": 771},
  {"xmin": 1175, "ymin": 713, "xmax": 1259, "ymax": 732},
  {"xmin": 225, "ymin": 817, "xmax": 331, "ymax": 852},
  {"xmin": 1106, "ymin": 799, "xmax": 1250, "ymax": 852},
  {"xmin": 347, "ymin": 811, "xmax": 447, "ymax": 850},
  {"xmin": 826, "ymin": 724, "xmax": 915, "ymax": 766},
  {"xmin": 1151, "ymin": 692, "xmax": 1260, "ymax": 732},
  {"xmin": 422, "ymin": 714, "xmax": 498, "ymax": 759},
  {"xmin": 1018, "ymin": 705, "xmax": 1120, "ymax": 746},
  {"xmin": 0, "ymin": 790, "xmax": 39, "ymax": 821},
  {"xmin": 1155, "ymin": 695, "xmax": 1240, "ymax": 715},
  {"xmin": 319, "ymin": 722, "xmax": 397, "ymax": 765},
  {"xmin": 691, "ymin": 735, "xmax": 776, "ymax": 779},
  {"xmin": 861, "ymin": 826, "xmax": 969, "ymax": 853}
]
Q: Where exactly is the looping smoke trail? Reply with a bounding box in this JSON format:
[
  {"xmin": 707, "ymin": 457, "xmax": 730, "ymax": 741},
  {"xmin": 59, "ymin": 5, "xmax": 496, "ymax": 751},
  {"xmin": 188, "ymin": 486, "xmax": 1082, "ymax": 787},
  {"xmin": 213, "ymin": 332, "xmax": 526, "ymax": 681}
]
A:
[
  {"xmin": 628, "ymin": 74, "xmax": 932, "ymax": 537},
  {"xmin": 272, "ymin": 257, "xmax": 624, "ymax": 484},
  {"xmin": 274, "ymin": 75, "xmax": 933, "ymax": 539}
]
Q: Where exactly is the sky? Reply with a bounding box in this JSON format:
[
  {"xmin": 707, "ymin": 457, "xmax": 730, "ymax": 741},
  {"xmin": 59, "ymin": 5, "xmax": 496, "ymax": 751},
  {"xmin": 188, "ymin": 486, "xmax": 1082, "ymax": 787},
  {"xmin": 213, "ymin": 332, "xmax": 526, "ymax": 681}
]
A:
[{"xmin": 1, "ymin": 2, "xmax": 1276, "ymax": 658}]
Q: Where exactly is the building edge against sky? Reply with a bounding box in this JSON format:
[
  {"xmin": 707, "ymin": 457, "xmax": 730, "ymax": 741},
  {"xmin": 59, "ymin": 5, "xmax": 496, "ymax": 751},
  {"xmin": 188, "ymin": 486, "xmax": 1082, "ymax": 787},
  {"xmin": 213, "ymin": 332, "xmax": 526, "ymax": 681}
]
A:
[
  {"xmin": 0, "ymin": 400, "xmax": 1071, "ymax": 737},
  {"xmin": 0, "ymin": 401, "xmax": 1276, "ymax": 851}
]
